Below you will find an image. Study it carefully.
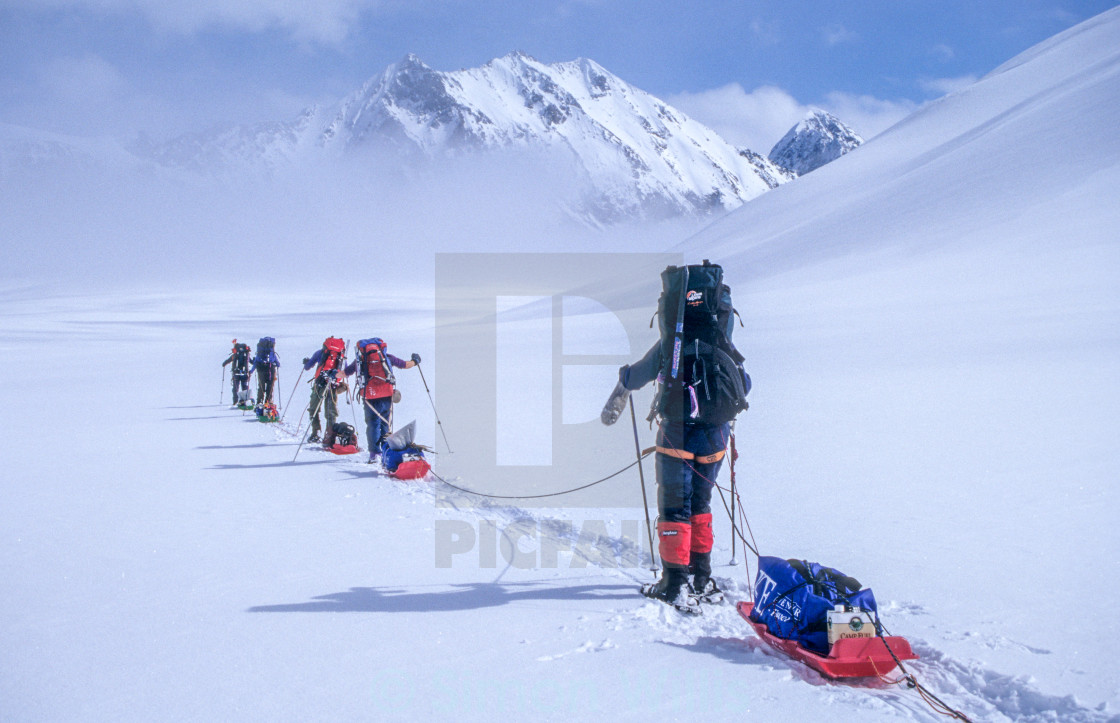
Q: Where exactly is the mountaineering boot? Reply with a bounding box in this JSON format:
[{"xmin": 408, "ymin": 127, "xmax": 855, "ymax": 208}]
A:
[
  {"xmin": 646, "ymin": 520, "xmax": 699, "ymax": 613},
  {"xmin": 641, "ymin": 565, "xmax": 701, "ymax": 615},
  {"xmin": 308, "ymin": 432, "xmax": 321, "ymax": 443},
  {"xmin": 689, "ymin": 551, "xmax": 724, "ymax": 604},
  {"xmin": 599, "ymin": 380, "xmax": 630, "ymax": 426},
  {"xmin": 368, "ymin": 452, "xmax": 380, "ymax": 465}
]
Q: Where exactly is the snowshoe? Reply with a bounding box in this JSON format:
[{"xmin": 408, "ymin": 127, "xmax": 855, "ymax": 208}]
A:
[
  {"xmin": 690, "ymin": 576, "xmax": 724, "ymax": 604},
  {"xmin": 640, "ymin": 569, "xmax": 701, "ymax": 615},
  {"xmin": 688, "ymin": 551, "xmax": 723, "ymax": 603}
]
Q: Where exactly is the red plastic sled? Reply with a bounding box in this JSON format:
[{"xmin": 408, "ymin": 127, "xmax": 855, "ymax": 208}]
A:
[
  {"xmin": 737, "ymin": 601, "xmax": 918, "ymax": 679},
  {"xmin": 327, "ymin": 444, "xmax": 360, "ymax": 455},
  {"xmin": 392, "ymin": 459, "xmax": 431, "ymax": 480}
]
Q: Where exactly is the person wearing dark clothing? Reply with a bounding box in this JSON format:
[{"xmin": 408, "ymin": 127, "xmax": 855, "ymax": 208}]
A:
[
  {"xmin": 221, "ymin": 340, "xmax": 253, "ymax": 407},
  {"xmin": 613, "ymin": 344, "xmax": 734, "ymax": 607},
  {"xmin": 344, "ymin": 337, "xmax": 419, "ymax": 463},
  {"xmin": 602, "ymin": 263, "xmax": 750, "ymax": 612},
  {"xmin": 251, "ymin": 337, "xmax": 280, "ymax": 405}
]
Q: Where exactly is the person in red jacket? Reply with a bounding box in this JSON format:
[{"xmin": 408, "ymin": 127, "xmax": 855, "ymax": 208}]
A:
[
  {"xmin": 302, "ymin": 337, "xmax": 347, "ymax": 443},
  {"xmin": 345, "ymin": 338, "xmax": 419, "ymax": 463}
]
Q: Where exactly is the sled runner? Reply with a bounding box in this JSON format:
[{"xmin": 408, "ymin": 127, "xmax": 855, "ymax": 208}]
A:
[{"xmin": 737, "ymin": 601, "xmax": 918, "ymax": 678}]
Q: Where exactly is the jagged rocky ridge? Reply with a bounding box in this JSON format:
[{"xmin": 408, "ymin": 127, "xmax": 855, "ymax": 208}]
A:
[{"xmin": 768, "ymin": 109, "xmax": 863, "ymax": 176}]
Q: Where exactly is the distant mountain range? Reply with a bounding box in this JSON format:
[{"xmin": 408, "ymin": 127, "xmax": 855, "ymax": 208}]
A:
[{"xmin": 2, "ymin": 53, "xmax": 864, "ymax": 223}]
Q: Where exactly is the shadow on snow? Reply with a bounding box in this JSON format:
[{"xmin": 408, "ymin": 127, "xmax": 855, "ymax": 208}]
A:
[{"xmin": 247, "ymin": 581, "xmax": 635, "ymax": 614}]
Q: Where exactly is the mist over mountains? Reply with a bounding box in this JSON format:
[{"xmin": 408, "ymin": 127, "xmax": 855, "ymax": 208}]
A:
[
  {"xmin": 3, "ymin": 53, "xmax": 862, "ymax": 229},
  {"xmin": 137, "ymin": 52, "xmax": 803, "ymax": 223}
]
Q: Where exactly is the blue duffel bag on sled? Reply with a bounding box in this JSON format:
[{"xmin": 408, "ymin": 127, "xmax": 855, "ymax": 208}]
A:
[{"xmin": 748, "ymin": 556, "xmax": 879, "ymax": 654}]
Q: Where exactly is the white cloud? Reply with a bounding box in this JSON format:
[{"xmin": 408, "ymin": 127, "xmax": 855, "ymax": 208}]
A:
[
  {"xmin": 918, "ymin": 75, "xmax": 979, "ymax": 97},
  {"xmin": 668, "ymin": 83, "xmax": 918, "ymax": 153},
  {"xmin": 822, "ymin": 24, "xmax": 857, "ymax": 46},
  {"xmin": 820, "ymin": 91, "xmax": 917, "ymax": 138},
  {"xmin": 18, "ymin": 0, "xmax": 382, "ymax": 45},
  {"xmin": 749, "ymin": 18, "xmax": 782, "ymax": 47},
  {"xmin": 667, "ymin": 84, "xmax": 807, "ymax": 153},
  {"xmin": 40, "ymin": 54, "xmax": 128, "ymax": 105},
  {"xmin": 931, "ymin": 43, "xmax": 956, "ymax": 62}
]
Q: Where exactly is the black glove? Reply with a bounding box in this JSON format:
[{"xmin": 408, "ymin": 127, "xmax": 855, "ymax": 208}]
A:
[
  {"xmin": 600, "ymin": 380, "xmax": 630, "ymax": 426},
  {"xmin": 303, "ymin": 357, "xmax": 310, "ymax": 365},
  {"xmin": 411, "ymin": 353, "xmax": 421, "ymax": 364}
]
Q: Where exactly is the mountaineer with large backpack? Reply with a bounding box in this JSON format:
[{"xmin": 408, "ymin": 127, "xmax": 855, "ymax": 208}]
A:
[
  {"xmin": 302, "ymin": 337, "xmax": 348, "ymax": 443},
  {"xmin": 601, "ymin": 260, "xmax": 751, "ymax": 614},
  {"xmin": 343, "ymin": 337, "xmax": 420, "ymax": 464},
  {"xmin": 252, "ymin": 337, "xmax": 280, "ymax": 406},
  {"xmin": 221, "ymin": 340, "xmax": 253, "ymax": 408}
]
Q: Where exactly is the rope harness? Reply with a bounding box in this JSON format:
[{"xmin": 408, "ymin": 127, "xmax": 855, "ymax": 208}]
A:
[{"xmin": 427, "ymin": 450, "xmax": 653, "ymax": 501}]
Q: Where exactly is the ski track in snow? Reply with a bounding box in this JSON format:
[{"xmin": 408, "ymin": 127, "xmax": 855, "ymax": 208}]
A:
[{"xmin": 253, "ymin": 409, "xmax": 1115, "ymax": 723}]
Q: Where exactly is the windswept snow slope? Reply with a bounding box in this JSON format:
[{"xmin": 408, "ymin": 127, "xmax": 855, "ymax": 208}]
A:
[
  {"xmin": 674, "ymin": 4, "xmax": 1120, "ymax": 717},
  {"xmin": 2, "ymin": 7, "xmax": 1120, "ymax": 723}
]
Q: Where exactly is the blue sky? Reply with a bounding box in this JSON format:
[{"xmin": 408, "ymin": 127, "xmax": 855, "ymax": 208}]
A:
[{"xmin": 2, "ymin": 0, "xmax": 1117, "ymax": 151}]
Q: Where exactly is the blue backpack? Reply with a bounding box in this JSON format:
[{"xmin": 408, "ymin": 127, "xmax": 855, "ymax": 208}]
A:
[{"xmin": 749, "ymin": 556, "xmax": 878, "ymax": 653}]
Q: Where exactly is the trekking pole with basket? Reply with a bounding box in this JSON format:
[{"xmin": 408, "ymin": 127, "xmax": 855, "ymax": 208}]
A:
[
  {"xmin": 630, "ymin": 397, "xmax": 659, "ymax": 575},
  {"xmin": 414, "ymin": 360, "xmax": 451, "ymax": 453},
  {"xmin": 281, "ymin": 367, "xmax": 305, "ymax": 423}
]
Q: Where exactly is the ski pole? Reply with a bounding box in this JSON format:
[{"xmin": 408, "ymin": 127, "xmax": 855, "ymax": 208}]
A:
[
  {"xmin": 296, "ymin": 381, "xmax": 324, "ymax": 441},
  {"xmin": 630, "ymin": 396, "xmax": 658, "ymax": 575},
  {"xmin": 293, "ymin": 423, "xmax": 313, "ymax": 462},
  {"xmin": 345, "ymin": 341, "xmax": 360, "ymax": 430},
  {"xmin": 414, "ymin": 361, "xmax": 451, "ymax": 453},
  {"xmin": 364, "ymin": 398, "xmax": 391, "ymax": 426},
  {"xmin": 220, "ymin": 366, "xmax": 225, "ymax": 405},
  {"xmin": 281, "ymin": 367, "xmax": 305, "ymax": 422},
  {"xmin": 729, "ymin": 428, "xmax": 739, "ymax": 566}
]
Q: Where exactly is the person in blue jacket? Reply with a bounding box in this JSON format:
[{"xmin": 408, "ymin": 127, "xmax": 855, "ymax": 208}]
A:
[{"xmin": 251, "ymin": 337, "xmax": 280, "ymax": 406}]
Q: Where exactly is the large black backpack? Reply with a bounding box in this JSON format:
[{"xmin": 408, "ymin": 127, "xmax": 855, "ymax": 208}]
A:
[
  {"xmin": 654, "ymin": 260, "xmax": 749, "ymax": 425},
  {"xmin": 256, "ymin": 336, "xmax": 275, "ymax": 358},
  {"xmin": 233, "ymin": 343, "xmax": 251, "ymax": 373}
]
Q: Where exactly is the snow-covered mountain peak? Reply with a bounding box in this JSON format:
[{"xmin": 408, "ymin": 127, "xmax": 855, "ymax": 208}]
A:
[
  {"xmin": 266, "ymin": 52, "xmax": 799, "ymax": 220},
  {"xmin": 60, "ymin": 52, "xmax": 814, "ymax": 222},
  {"xmin": 768, "ymin": 109, "xmax": 863, "ymax": 176}
]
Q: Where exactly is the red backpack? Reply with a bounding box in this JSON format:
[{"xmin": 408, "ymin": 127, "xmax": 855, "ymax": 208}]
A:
[
  {"xmin": 359, "ymin": 339, "xmax": 395, "ymax": 399},
  {"xmin": 316, "ymin": 337, "xmax": 346, "ymax": 379}
]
